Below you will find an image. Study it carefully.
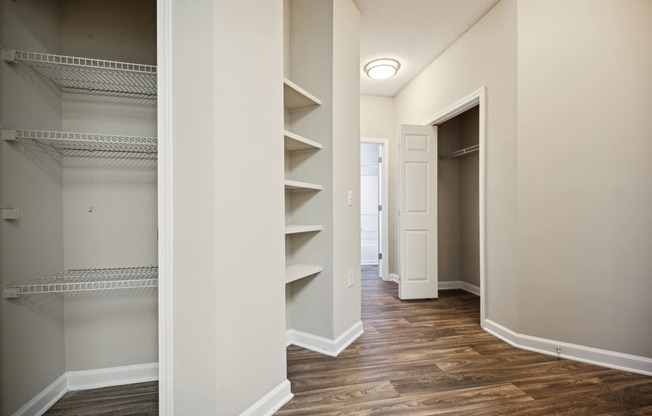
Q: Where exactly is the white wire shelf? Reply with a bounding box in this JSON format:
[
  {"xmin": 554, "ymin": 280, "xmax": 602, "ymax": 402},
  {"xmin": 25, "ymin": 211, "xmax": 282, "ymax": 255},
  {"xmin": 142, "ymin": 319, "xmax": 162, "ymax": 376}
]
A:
[
  {"xmin": 2, "ymin": 49, "xmax": 157, "ymax": 98},
  {"xmin": 3, "ymin": 266, "xmax": 158, "ymax": 299},
  {"xmin": 2, "ymin": 128, "xmax": 157, "ymax": 154}
]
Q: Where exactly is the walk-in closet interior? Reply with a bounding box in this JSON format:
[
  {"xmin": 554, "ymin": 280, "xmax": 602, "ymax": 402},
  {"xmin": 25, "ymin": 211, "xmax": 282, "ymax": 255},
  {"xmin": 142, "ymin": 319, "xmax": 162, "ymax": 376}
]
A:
[
  {"xmin": 1, "ymin": 0, "xmax": 158, "ymax": 414},
  {"xmin": 437, "ymin": 106, "xmax": 480, "ymax": 292}
]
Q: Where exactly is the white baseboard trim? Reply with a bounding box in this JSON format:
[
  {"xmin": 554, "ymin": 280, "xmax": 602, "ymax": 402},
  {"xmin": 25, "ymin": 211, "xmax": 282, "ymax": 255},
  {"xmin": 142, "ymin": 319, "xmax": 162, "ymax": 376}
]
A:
[
  {"xmin": 11, "ymin": 373, "xmax": 67, "ymax": 416},
  {"xmin": 239, "ymin": 379, "xmax": 293, "ymax": 416},
  {"xmin": 461, "ymin": 282, "xmax": 481, "ymax": 296},
  {"xmin": 438, "ymin": 280, "xmax": 480, "ymax": 296},
  {"xmin": 438, "ymin": 280, "xmax": 461, "ymax": 291},
  {"xmin": 386, "ymin": 273, "xmax": 399, "ymax": 283},
  {"xmin": 484, "ymin": 319, "xmax": 652, "ymax": 377},
  {"xmin": 287, "ymin": 321, "xmax": 364, "ymax": 357},
  {"xmin": 67, "ymin": 362, "xmax": 159, "ymax": 391}
]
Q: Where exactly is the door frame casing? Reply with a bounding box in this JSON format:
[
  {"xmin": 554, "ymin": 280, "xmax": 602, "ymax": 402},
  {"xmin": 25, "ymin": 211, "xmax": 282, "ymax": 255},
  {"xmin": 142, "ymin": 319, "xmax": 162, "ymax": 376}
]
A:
[
  {"xmin": 157, "ymin": 0, "xmax": 173, "ymax": 414},
  {"xmin": 421, "ymin": 87, "xmax": 487, "ymax": 327},
  {"xmin": 360, "ymin": 138, "xmax": 390, "ymax": 280}
]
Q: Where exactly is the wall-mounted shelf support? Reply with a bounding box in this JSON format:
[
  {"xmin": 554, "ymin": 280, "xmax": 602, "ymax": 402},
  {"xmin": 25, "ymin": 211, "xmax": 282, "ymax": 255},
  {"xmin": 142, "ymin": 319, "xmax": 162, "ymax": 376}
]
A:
[
  {"xmin": 1, "ymin": 206, "xmax": 19, "ymax": 220},
  {"xmin": 2, "ymin": 128, "xmax": 157, "ymax": 154},
  {"xmin": 3, "ymin": 266, "xmax": 158, "ymax": 299},
  {"xmin": 2, "ymin": 49, "xmax": 157, "ymax": 98}
]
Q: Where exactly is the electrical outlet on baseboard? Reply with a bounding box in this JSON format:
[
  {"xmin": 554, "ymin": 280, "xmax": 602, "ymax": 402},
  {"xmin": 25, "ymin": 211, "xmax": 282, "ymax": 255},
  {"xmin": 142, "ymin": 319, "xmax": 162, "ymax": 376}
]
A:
[{"xmin": 347, "ymin": 269, "xmax": 354, "ymax": 287}]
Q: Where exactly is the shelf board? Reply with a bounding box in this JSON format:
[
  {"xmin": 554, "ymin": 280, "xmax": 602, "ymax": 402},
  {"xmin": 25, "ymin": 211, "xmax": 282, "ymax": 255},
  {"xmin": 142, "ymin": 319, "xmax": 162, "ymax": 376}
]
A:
[
  {"xmin": 284, "ymin": 130, "xmax": 322, "ymax": 151},
  {"xmin": 283, "ymin": 78, "xmax": 322, "ymax": 110},
  {"xmin": 284, "ymin": 225, "xmax": 323, "ymax": 235},
  {"xmin": 3, "ymin": 266, "xmax": 158, "ymax": 298},
  {"xmin": 285, "ymin": 264, "xmax": 323, "ymax": 284},
  {"xmin": 284, "ymin": 179, "xmax": 322, "ymax": 192},
  {"xmin": 3, "ymin": 49, "xmax": 157, "ymax": 98},
  {"xmin": 2, "ymin": 128, "xmax": 157, "ymax": 155}
]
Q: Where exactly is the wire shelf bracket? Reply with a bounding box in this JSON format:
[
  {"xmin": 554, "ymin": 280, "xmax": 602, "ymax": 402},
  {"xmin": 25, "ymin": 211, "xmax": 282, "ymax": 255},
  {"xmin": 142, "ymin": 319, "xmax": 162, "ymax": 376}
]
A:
[
  {"xmin": 3, "ymin": 266, "xmax": 158, "ymax": 299},
  {"xmin": 2, "ymin": 49, "xmax": 157, "ymax": 98},
  {"xmin": 2, "ymin": 128, "xmax": 157, "ymax": 154}
]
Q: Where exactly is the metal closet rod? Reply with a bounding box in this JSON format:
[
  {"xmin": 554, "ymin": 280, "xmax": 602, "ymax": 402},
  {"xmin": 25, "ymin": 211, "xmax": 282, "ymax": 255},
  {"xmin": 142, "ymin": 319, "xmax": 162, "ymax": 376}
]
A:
[{"xmin": 442, "ymin": 144, "xmax": 479, "ymax": 159}]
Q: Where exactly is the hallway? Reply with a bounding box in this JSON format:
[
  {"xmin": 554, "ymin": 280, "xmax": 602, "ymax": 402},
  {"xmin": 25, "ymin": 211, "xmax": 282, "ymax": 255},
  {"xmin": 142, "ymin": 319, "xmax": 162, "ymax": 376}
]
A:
[{"xmin": 278, "ymin": 267, "xmax": 652, "ymax": 415}]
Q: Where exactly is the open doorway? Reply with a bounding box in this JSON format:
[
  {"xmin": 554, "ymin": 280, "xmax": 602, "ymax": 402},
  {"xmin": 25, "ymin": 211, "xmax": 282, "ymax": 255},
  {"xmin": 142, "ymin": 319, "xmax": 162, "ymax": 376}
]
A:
[
  {"xmin": 418, "ymin": 87, "xmax": 487, "ymax": 325},
  {"xmin": 436, "ymin": 106, "xmax": 481, "ymax": 298},
  {"xmin": 360, "ymin": 139, "xmax": 389, "ymax": 279}
]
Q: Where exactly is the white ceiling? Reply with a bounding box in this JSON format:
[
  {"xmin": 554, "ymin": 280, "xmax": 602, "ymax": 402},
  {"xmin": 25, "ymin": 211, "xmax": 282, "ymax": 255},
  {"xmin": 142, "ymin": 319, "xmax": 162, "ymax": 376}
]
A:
[{"xmin": 354, "ymin": 0, "xmax": 500, "ymax": 97}]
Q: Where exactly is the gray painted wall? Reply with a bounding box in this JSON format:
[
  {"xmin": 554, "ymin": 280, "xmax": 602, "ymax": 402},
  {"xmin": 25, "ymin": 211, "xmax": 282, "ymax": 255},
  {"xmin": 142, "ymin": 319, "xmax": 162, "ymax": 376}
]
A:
[
  {"xmin": 60, "ymin": 0, "xmax": 158, "ymax": 372},
  {"xmin": 171, "ymin": 0, "xmax": 289, "ymax": 413},
  {"xmin": 437, "ymin": 117, "xmax": 462, "ymax": 283},
  {"xmin": 516, "ymin": 0, "xmax": 652, "ymax": 358},
  {"xmin": 394, "ymin": 0, "xmax": 652, "ymax": 360},
  {"xmin": 459, "ymin": 108, "xmax": 480, "ymax": 287},
  {"xmin": 437, "ymin": 107, "xmax": 480, "ymax": 287},
  {"xmin": 0, "ymin": 1, "xmax": 65, "ymax": 414}
]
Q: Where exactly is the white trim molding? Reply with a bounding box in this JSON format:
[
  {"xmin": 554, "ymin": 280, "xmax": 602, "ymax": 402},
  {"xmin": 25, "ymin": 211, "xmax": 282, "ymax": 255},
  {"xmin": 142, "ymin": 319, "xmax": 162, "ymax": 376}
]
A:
[
  {"xmin": 11, "ymin": 374, "xmax": 67, "ymax": 416},
  {"xmin": 287, "ymin": 321, "xmax": 364, "ymax": 357},
  {"xmin": 239, "ymin": 380, "xmax": 293, "ymax": 416},
  {"xmin": 387, "ymin": 273, "xmax": 399, "ymax": 283},
  {"xmin": 67, "ymin": 363, "xmax": 159, "ymax": 391},
  {"xmin": 12, "ymin": 363, "xmax": 160, "ymax": 416},
  {"xmin": 437, "ymin": 280, "xmax": 481, "ymax": 297},
  {"xmin": 157, "ymin": 0, "xmax": 174, "ymax": 414},
  {"xmin": 421, "ymin": 87, "xmax": 487, "ymax": 327},
  {"xmin": 360, "ymin": 137, "xmax": 390, "ymax": 279},
  {"xmin": 484, "ymin": 319, "xmax": 652, "ymax": 377}
]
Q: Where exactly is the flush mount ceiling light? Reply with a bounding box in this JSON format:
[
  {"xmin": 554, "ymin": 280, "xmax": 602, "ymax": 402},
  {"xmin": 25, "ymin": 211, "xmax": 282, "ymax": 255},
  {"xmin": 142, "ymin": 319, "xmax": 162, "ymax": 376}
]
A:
[{"xmin": 364, "ymin": 58, "xmax": 400, "ymax": 80}]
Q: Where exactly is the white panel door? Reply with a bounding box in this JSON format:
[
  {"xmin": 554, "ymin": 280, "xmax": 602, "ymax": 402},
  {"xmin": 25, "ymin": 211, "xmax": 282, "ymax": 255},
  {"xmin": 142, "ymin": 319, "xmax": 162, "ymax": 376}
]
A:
[{"xmin": 399, "ymin": 124, "xmax": 438, "ymax": 300}]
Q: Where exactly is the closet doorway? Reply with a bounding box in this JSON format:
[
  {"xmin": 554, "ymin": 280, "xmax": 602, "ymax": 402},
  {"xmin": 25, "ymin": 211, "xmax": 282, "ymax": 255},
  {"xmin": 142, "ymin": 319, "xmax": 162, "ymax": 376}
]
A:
[
  {"xmin": 360, "ymin": 139, "xmax": 389, "ymax": 280},
  {"xmin": 437, "ymin": 106, "xmax": 481, "ymax": 298},
  {"xmin": 421, "ymin": 88, "xmax": 487, "ymax": 325}
]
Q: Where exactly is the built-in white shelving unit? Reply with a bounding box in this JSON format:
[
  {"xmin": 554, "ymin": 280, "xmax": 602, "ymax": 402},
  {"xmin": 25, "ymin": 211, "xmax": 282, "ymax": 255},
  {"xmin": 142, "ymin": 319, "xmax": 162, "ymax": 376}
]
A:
[
  {"xmin": 3, "ymin": 267, "xmax": 158, "ymax": 299},
  {"xmin": 284, "ymin": 179, "xmax": 322, "ymax": 192},
  {"xmin": 284, "ymin": 130, "xmax": 322, "ymax": 151},
  {"xmin": 283, "ymin": 76, "xmax": 323, "ymax": 285},
  {"xmin": 285, "ymin": 224, "xmax": 323, "ymax": 235},
  {"xmin": 2, "ymin": 128, "xmax": 157, "ymax": 154},
  {"xmin": 283, "ymin": 78, "xmax": 322, "ymax": 110},
  {"xmin": 285, "ymin": 264, "xmax": 323, "ymax": 284},
  {"xmin": 2, "ymin": 49, "xmax": 157, "ymax": 98}
]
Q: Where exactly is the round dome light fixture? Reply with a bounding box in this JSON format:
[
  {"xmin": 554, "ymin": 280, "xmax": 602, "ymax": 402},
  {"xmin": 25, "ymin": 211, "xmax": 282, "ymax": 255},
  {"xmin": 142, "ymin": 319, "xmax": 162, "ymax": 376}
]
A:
[{"xmin": 364, "ymin": 58, "xmax": 400, "ymax": 80}]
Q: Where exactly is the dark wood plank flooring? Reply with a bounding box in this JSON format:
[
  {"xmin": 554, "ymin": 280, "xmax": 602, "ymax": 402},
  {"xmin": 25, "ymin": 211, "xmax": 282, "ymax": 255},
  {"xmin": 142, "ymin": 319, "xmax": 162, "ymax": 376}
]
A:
[
  {"xmin": 277, "ymin": 265, "xmax": 652, "ymax": 415},
  {"xmin": 45, "ymin": 265, "xmax": 652, "ymax": 415},
  {"xmin": 45, "ymin": 381, "xmax": 157, "ymax": 415}
]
